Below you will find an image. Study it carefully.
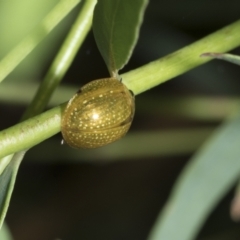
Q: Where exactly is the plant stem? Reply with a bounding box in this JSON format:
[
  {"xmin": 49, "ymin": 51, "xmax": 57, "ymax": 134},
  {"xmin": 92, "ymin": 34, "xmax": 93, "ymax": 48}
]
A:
[
  {"xmin": 1, "ymin": 19, "xmax": 240, "ymax": 159},
  {"xmin": 22, "ymin": 0, "xmax": 96, "ymax": 119},
  {"xmin": 0, "ymin": 105, "xmax": 65, "ymax": 159},
  {"xmin": 122, "ymin": 19, "xmax": 240, "ymax": 94}
]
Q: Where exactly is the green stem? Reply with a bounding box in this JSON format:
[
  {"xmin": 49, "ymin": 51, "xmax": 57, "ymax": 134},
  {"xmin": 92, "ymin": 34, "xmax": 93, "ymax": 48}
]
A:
[
  {"xmin": 0, "ymin": 105, "xmax": 65, "ymax": 161},
  {"xmin": 22, "ymin": 0, "xmax": 96, "ymax": 119},
  {"xmin": 1, "ymin": 19, "xmax": 240, "ymax": 159},
  {"xmin": 122, "ymin": 19, "xmax": 240, "ymax": 94}
]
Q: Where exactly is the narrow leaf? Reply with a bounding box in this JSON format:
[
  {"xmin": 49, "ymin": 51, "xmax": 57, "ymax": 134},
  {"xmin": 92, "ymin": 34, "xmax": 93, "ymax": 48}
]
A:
[
  {"xmin": 148, "ymin": 113, "xmax": 240, "ymax": 240},
  {"xmin": 0, "ymin": 0, "xmax": 82, "ymax": 83},
  {"xmin": 0, "ymin": 152, "xmax": 23, "ymax": 229},
  {"xmin": 0, "ymin": 223, "xmax": 14, "ymax": 240},
  {"xmin": 93, "ymin": 0, "xmax": 148, "ymax": 77},
  {"xmin": 201, "ymin": 52, "xmax": 240, "ymax": 66}
]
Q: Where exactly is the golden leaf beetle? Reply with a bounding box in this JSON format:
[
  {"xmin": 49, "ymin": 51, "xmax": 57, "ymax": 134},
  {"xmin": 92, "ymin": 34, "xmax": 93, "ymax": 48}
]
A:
[{"xmin": 61, "ymin": 77, "xmax": 135, "ymax": 148}]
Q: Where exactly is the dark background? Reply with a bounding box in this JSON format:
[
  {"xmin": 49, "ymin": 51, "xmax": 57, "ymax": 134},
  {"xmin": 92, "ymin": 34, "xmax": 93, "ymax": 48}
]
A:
[{"xmin": 2, "ymin": 0, "xmax": 240, "ymax": 239}]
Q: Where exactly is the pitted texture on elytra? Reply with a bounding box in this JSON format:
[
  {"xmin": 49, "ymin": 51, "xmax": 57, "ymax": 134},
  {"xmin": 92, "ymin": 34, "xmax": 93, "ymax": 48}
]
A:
[{"xmin": 61, "ymin": 78, "xmax": 135, "ymax": 148}]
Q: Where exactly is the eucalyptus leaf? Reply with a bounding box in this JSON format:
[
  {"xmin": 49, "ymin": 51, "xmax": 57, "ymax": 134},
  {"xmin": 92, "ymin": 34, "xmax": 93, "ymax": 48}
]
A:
[
  {"xmin": 0, "ymin": 223, "xmax": 14, "ymax": 240},
  {"xmin": 0, "ymin": 152, "xmax": 23, "ymax": 229},
  {"xmin": 93, "ymin": 0, "xmax": 148, "ymax": 77},
  {"xmin": 148, "ymin": 113, "xmax": 240, "ymax": 240},
  {"xmin": 201, "ymin": 52, "xmax": 240, "ymax": 66},
  {"xmin": 0, "ymin": 0, "xmax": 82, "ymax": 83}
]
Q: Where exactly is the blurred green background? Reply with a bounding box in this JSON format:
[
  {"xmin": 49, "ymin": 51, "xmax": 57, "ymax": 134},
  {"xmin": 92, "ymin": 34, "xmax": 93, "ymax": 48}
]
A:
[{"xmin": 1, "ymin": 0, "xmax": 240, "ymax": 239}]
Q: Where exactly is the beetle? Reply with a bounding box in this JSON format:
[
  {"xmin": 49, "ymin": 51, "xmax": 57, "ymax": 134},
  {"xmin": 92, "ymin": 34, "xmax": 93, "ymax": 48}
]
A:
[{"xmin": 61, "ymin": 77, "xmax": 135, "ymax": 148}]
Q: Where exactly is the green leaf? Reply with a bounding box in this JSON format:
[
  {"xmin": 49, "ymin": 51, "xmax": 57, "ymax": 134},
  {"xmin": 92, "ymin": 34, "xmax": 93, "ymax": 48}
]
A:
[
  {"xmin": 0, "ymin": 223, "xmax": 14, "ymax": 240},
  {"xmin": 0, "ymin": 0, "xmax": 82, "ymax": 83},
  {"xmin": 93, "ymin": 0, "xmax": 148, "ymax": 77},
  {"xmin": 148, "ymin": 113, "xmax": 240, "ymax": 240},
  {"xmin": 0, "ymin": 152, "xmax": 23, "ymax": 229},
  {"xmin": 201, "ymin": 52, "xmax": 240, "ymax": 66}
]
